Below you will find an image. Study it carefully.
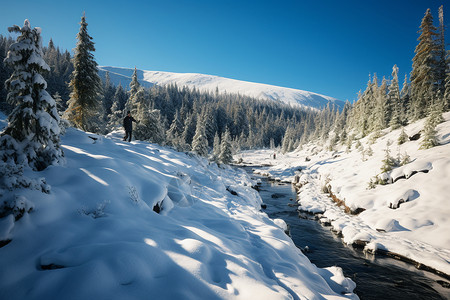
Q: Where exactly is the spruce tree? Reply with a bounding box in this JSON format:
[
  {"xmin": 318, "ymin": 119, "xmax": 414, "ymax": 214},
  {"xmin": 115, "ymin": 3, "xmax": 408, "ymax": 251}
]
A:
[
  {"xmin": 381, "ymin": 142, "xmax": 397, "ymax": 173},
  {"xmin": 410, "ymin": 9, "xmax": 438, "ymax": 120},
  {"xmin": 166, "ymin": 110, "xmax": 184, "ymax": 148},
  {"xmin": 191, "ymin": 115, "xmax": 209, "ymax": 157},
  {"xmin": 420, "ymin": 113, "xmax": 439, "ymax": 149},
  {"xmin": 132, "ymin": 88, "xmax": 165, "ymax": 144},
  {"xmin": 102, "ymin": 71, "xmax": 116, "ymax": 117},
  {"xmin": 65, "ymin": 13, "xmax": 102, "ymax": 131},
  {"xmin": 400, "ymin": 74, "xmax": 411, "ymax": 124},
  {"xmin": 125, "ymin": 67, "xmax": 140, "ymax": 113},
  {"xmin": 389, "ymin": 65, "xmax": 402, "ymax": 129},
  {"xmin": 182, "ymin": 113, "xmax": 197, "ymax": 148},
  {"xmin": 437, "ymin": 6, "xmax": 447, "ymax": 92},
  {"xmin": 398, "ymin": 127, "xmax": 408, "ymax": 145},
  {"xmin": 281, "ymin": 126, "xmax": 294, "ymax": 153},
  {"xmin": 1, "ymin": 19, "xmax": 63, "ymax": 171},
  {"xmin": 219, "ymin": 128, "xmax": 233, "ymax": 164},
  {"xmin": 212, "ymin": 132, "xmax": 221, "ymax": 161},
  {"xmin": 444, "ymin": 69, "xmax": 450, "ymax": 111}
]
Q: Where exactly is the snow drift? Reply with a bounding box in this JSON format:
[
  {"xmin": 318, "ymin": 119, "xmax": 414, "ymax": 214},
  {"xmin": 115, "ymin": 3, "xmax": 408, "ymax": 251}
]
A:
[{"xmin": 0, "ymin": 112, "xmax": 357, "ymax": 299}]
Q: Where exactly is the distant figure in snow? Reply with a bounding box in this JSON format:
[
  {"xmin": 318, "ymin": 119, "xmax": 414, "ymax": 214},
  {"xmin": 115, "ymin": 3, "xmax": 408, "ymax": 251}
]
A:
[
  {"xmin": 123, "ymin": 111, "xmax": 138, "ymax": 142},
  {"xmin": 273, "ymin": 152, "xmax": 276, "ymax": 159}
]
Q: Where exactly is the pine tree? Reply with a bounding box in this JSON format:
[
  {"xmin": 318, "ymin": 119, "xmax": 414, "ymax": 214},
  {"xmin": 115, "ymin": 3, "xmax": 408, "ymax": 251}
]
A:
[
  {"xmin": 389, "ymin": 65, "xmax": 402, "ymax": 129},
  {"xmin": 281, "ymin": 126, "xmax": 294, "ymax": 153},
  {"xmin": 102, "ymin": 71, "xmax": 116, "ymax": 117},
  {"xmin": 410, "ymin": 9, "xmax": 439, "ymax": 120},
  {"xmin": 219, "ymin": 128, "xmax": 233, "ymax": 164},
  {"xmin": 53, "ymin": 91, "xmax": 65, "ymax": 114},
  {"xmin": 212, "ymin": 132, "xmax": 221, "ymax": 161},
  {"xmin": 381, "ymin": 142, "xmax": 397, "ymax": 173},
  {"xmin": 132, "ymin": 88, "xmax": 165, "ymax": 144},
  {"xmin": 420, "ymin": 113, "xmax": 439, "ymax": 149},
  {"xmin": 398, "ymin": 127, "xmax": 408, "ymax": 145},
  {"xmin": 181, "ymin": 113, "xmax": 197, "ymax": 148},
  {"xmin": 166, "ymin": 110, "xmax": 183, "ymax": 143},
  {"xmin": 125, "ymin": 67, "xmax": 140, "ymax": 113},
  {"xmin": 437, "ymin": 6, "xmax": 447, "ymax": 92},
  {"xmin": 445, "ymin": 69, "xmax": 450, "ymax": 111},
  {"xmin": 1, "ymin": 19, "xmax": 63, "ymax": 171},
  {"xmin": 65, "ymin": 13, "xmax": 102, "ymax": 131},
  {"xmin": 191, "ymin": 115, "xmax": 209, "ymax": 157},
  {"xmin": 400, "ymin": 74, "xmax": 411, "ymax": 124}
]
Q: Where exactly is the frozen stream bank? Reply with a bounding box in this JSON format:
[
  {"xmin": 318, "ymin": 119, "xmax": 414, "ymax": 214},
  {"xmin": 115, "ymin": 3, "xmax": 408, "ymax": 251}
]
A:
[{"xmin": 247, "ymin": 169, "xmax": 450, "ymax": 300}]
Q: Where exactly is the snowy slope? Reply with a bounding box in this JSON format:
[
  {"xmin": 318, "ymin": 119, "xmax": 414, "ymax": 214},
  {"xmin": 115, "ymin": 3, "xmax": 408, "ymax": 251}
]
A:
[
  {"xmin": 98, "ymin": 66, "xmax": 343, "ymax": 110},
  {"xmin": 238, "ymin": 112, "xmax": 450, "ymax": 278},
  {"xmin": 0, "ymin": 116, "xmax": 358, "ymax": 299}
]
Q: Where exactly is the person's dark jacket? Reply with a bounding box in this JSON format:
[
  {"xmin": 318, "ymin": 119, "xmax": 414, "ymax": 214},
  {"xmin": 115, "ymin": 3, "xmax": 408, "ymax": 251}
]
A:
[{"xmin": 123, "ymin": 115, "xmax": 137, "ymax": 131}]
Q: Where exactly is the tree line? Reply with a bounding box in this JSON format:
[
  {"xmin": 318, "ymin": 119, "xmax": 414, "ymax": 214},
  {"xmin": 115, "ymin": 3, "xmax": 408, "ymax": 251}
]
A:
[
  {"xmin": 1, "ymin": 5, "xmax": 449, "ymax": 177},
  {"xmin": 299, "ymin": 6, "xmax": 449, "ymax": 151},
  {"xmin": 0, "ymin": 15, "xmax": 321, "ymax": 164}
]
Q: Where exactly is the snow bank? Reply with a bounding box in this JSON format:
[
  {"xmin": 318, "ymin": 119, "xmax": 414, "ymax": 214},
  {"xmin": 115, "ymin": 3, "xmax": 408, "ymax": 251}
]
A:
[
  {"xmin": 238, "ymin": 112, "xmax": 450, "ymax": 276},
  {"xmin": 0, "ymin": 120, "xmax": 357, "ymax": 299}
]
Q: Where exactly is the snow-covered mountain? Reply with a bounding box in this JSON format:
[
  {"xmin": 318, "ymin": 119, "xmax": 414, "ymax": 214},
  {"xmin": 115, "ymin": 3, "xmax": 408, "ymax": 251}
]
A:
[{"xmin": 98, "ymin": 66, "xmax": 343, "ymax": 110}]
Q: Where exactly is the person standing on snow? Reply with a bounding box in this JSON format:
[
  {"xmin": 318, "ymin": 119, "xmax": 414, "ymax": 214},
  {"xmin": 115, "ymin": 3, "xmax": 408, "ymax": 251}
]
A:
[{"xmin": 123, "ymin": 111, "xmax": 138, "ymax": 142}]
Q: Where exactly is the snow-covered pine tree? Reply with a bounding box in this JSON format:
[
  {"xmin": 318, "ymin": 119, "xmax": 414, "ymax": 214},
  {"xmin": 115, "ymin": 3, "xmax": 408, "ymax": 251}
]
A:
[
  {"xmin": 212, "ymin": 132, "xmax": 221, "ymax": 161},
  {"xmin": 388, "ymin": 65, "xmax": 402, "ymax": 129},
  {"xmin": 102, "ymin": 71, "xmax": 116, "ymax": 119},
  {"xmin": 219, "ymin": 128, "xmax": 233, "ymax": 164},
  {"xmin": 380, "ymin": 141, "xmax": 397, "ymax": 173},
  {"xmin": 398, "ymin": 127, "xmax": 408, "ymax": 145},
  {"xmin": 370, "ymin": 76, "xmax": 387, "ymax": 139},
  {"xmin": 181, "ymin": 113, "xmax": 197, "ymax": 149},
  {"xmin": 65, "ymin": 13, "xmax": 102, "ymax": 132},
  {"xmin": 191, "ymin": 115, "xmax": 209, "ymax": 157},
  {"xmin": 125, "ymin": 67, "xmax": 140, "ymax": 113},
  {"xmin": 53, "ymin": 91, "xmax": 64, "ymax": 115},
  {"xmin": 133, "ymin": 88, "xmax": 165, "ymax": 144},
  {"xmin": 445, "ymin": 68, "xmax": 450, "ymax": 111},
  {"xmin": 437, "ymin": 6, "xmax": 447, "ymax": 92},
  {"xmin": 400, "ymin": 74, "xmax": 411, "ymax": 124},
  {"xmin": 420, "ymin": 112, "xmax": 439, "ymax": 149},
  {"xmin": 410, "ymin": 9, "xmax": 438, "ymax": 120},
  {"xmin": 1, "ymin": 19, "xmax": 63, "ymax": 171},
  {"xmin": 281, "ymin": 126, "xmax": 294, "ymax": 153},
  {"xmin": 166, "ymin": 110, "xmax": 184, "ymax": 147}
]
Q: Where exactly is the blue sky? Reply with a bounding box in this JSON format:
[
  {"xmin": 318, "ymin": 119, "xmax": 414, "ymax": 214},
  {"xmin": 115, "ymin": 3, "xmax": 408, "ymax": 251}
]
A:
[{"xmin": 0, "ymin": 0, "xmax": 448, "ymax": 101}]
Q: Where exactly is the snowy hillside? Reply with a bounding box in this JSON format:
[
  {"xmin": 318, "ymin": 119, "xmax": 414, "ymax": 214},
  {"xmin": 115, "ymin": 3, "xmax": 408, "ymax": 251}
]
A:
[
  {"xmin": 0, "ymin": 113, "xmax": 357, "ymax": 300},
  {"xmin": 238, "ymin": 112, "xmax": 450, "ymax": 278},
  {"xmin": 98, "ymin": 66, "xmax": 343, "ymax": 110}
]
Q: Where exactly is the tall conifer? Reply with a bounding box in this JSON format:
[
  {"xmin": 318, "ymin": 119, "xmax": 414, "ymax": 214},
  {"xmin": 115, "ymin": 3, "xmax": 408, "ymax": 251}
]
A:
[
  {"xmin": 65, "ymin": 13, "xmax": 102, "ymax": 131},
  {"xmin": 1, "ymin": 20, "xmax": 63, "ymax": 171},
  {"xmin": 410, "ymin": 9, "xmax": 438, "ymax": 120}
]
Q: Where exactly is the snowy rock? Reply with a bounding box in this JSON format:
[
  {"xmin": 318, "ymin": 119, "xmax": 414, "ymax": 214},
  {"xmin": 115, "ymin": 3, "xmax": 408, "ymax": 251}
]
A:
[
  {"xmin": 317, "ymin": 266, "xmax": 357, "ymax": 298},
  {"xmin": 374, "ymin": 218, "xmax": 408, "ymax": 232},
  {"xmin": 387, "ymin": 189, "xmax": 419, "ymax": 209}
]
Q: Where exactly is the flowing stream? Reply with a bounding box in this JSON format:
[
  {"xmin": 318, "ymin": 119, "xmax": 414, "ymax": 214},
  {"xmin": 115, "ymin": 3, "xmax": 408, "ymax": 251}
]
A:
[{"xmin": 248, "ymin": 170, "xmax": 450, "ymax": 300}]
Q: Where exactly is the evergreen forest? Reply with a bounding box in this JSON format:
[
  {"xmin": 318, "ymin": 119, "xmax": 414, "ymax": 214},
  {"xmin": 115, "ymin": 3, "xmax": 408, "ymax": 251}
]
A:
[{"xmin": 0, "ymin": 6, "xmax": 449, "ymax": 167}]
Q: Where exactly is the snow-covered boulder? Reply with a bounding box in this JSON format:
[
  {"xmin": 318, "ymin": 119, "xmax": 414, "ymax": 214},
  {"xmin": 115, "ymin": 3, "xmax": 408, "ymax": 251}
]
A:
[{"xmin": 386, "ymin": 189, "xmax": 419, "ymax": 209}]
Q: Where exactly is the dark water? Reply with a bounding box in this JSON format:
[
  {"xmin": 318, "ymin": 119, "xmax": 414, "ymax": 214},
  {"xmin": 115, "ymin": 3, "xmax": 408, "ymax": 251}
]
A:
[{"xmin": 250, "ymin": 172, "xmax": 450, "ymax": 300}]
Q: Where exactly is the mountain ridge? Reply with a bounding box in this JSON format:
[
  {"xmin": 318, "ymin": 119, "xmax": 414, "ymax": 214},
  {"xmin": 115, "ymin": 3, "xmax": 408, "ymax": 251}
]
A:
[{"xmin": 98, "ymin": 66, "xmax": 344, "ymax": 110}]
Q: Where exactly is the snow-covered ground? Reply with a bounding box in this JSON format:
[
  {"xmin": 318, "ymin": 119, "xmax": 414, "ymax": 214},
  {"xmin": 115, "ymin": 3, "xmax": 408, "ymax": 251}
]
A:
[
  {"xmin": 98, "ymin": 66, "xmax": 344, "ymax": 110},
  {"xmin": 0, "ymin": 113, "xmax": 358, "ymax": 299},
  {"xmin": 238, "ymin": 112, "xmax": 450, "ymax": 278}
]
